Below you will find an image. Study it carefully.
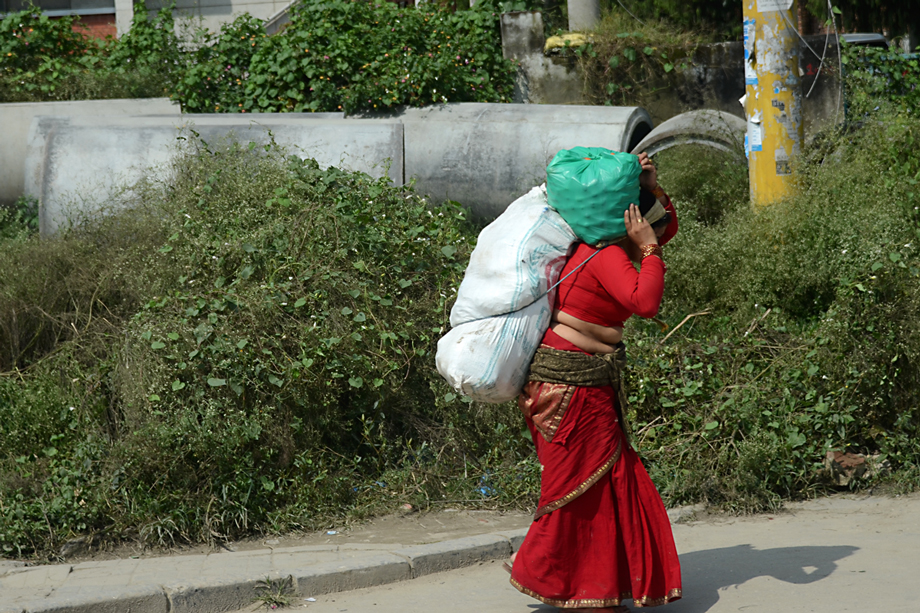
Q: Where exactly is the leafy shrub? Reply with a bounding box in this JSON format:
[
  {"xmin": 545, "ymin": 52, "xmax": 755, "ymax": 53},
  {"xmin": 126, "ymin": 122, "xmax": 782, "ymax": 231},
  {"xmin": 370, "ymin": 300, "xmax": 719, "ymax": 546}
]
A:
[
  {"xmin": 842, "ymin": 43, "xmax": 920, "ymax": 118},
  {"xmin": 626, "ymin": 114, "xmax": 920, "ymax": 512},
  {"xmin": 101, "ymin": 1, "xmax": 185, "ymax": 93},
  {"xmin": 0, "ymin": 10, "xmax": 97, "ymax": 100},
  {"xmin": 599, "ymin": 0, "xmax": 742, "ymax": 40},
  {"xmin": 0, "ymin": 196, "xmax": 38, "ymax": 243},
  {"xmin": 243, "ymin": 0, "xmax": 515, "ymax": 113},
  {"xmin": 173, "ymin": 14, "xmax": 266, "ymax": 113},
  {"xmin": 0, "ymin": 4, "xmax": 183, "ymax": 102},
  {"xmin": 576, "ymin": 10, "xmax": 702, "ymax": 110},
  {"xmin": 0, "ymin": 137, "xmax": 538, "ymax": 557},
  {"xmin": 0, "ymin": 2, "xmax": 514, "ymax": 112}
]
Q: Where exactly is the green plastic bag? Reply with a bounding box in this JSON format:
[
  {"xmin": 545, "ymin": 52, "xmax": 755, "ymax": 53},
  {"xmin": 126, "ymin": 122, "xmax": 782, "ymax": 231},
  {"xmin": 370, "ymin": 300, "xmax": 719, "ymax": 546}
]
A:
[{"xmin": 545, "ymin": 146, "xmax": 641, "ymax": 245}]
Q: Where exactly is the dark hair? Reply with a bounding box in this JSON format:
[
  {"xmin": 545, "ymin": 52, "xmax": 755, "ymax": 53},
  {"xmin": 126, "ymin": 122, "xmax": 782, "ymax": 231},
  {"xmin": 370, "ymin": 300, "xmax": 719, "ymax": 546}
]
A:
[{"xmin": 639, "ymin": 188, "xmax": 671, "ymax": 229}]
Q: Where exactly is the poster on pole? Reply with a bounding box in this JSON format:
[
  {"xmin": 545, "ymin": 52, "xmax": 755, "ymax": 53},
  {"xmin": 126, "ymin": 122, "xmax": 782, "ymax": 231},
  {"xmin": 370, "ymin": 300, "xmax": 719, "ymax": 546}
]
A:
[
  {"xmin": 748, "ymin": 122, "xmax": 763, "ymax": 152},
  {"xmin": 743, "ymin": 18, "xmax": 758, "ymax": 85},
  {"xmin": 757, "ymin": 0, "xmax": 793, "ymax": 12},
  {"xmin": 743, "ymin": 19, "xmax": 755, "ymax": 60}
]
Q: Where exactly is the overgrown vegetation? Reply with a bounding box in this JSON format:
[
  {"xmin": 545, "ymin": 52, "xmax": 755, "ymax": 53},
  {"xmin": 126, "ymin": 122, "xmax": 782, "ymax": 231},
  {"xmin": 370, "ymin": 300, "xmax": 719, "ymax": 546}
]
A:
[
  {"xmin": 3, "ymin": 16, "xmax": 920, "ymax": 559},
  {"xmin": 575, "ymin": 10, "xmax": 702, "ymax": 109},
  {"xmin": 842, "ymin": 43, "xmax": 920, "ymax": 119},
  {"xmin": 0, "ymin": 1, "xmax": 515, "ymax": 113},
  {"xmin": 4, "ymin": 115, "xmax": 920, "ymax": 558},
  {"xmin": 597, "ymin": 0, "xmax": 743, "ymax": 40},
  {"xmin": 628, "ymin": 116, "xmax": 920, "ymax": 512},
  {"xmin": 0, "ymin": 4, "xmax": 179, "ymax": 102},
  {"xmin": 0, "ymin": 196, "xmax": 38, "ymax": 243},
  {"xmin": 0, "ymin": 136, "xmax": 537, "ymax": 558}
]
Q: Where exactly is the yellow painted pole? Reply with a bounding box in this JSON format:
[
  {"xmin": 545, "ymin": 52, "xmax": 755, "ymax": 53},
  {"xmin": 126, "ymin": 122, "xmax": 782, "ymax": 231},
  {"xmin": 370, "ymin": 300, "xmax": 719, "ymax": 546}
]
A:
[{"xmin": 743, "ymin": 0, "xmax": 804, "ymax": 206}]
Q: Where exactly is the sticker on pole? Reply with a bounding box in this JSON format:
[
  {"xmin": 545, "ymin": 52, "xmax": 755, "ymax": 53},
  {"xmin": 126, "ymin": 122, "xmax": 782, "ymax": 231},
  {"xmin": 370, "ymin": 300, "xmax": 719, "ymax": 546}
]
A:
[
  {"xmin": 757, "ymin": 0, "xmax": 793, "ymax": 12},
  {"xmin": 748, "ymin": 122, "xmax": 763, "ymax": 153},
  {"xmin": 743, "ymin": 19, "xmax": 755, "ymax": 60},
  {"xmin": 745, "ymin": 61, "xmax": 758, "ymax": 86},
  {"xmin": 743, "ymin": 19, "xmax": 758, "ymax": 85},
  {"xmin": 775, "ymin": 147, "xmax": 791, "ymax": 175}
]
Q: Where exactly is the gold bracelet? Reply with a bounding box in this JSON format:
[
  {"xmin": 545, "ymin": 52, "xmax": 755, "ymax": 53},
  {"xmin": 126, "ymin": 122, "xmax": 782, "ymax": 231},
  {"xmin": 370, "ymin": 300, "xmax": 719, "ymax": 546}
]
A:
[
  {"xmin": 640, "ymin": 244, "xmax": 663, "ymax": 261},
  {"xmin": 651, "ymin": 185, "xmax": 666, "ymax": 200}
]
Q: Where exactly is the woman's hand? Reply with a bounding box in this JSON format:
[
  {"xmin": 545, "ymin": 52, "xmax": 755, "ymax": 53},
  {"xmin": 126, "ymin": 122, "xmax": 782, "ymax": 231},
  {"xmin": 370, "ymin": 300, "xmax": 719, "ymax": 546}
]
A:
[
  {"xmin": 638, "ymin": 151, "xmax": 658, "ymax": 192},
  {"xmin": 624, "ymin": 203, "xmax": 658, "ymax": 247}
]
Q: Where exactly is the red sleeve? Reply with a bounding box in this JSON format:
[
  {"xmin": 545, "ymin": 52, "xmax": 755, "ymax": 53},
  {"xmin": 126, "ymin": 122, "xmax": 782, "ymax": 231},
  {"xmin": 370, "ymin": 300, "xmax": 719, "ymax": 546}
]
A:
[
  {"xmin": 658, "ymin": 193, "xmax": 678, "ymax": 246},
  {"xmin": 594, "ymin": 246, "xmax": 665, "ymax": 319}
]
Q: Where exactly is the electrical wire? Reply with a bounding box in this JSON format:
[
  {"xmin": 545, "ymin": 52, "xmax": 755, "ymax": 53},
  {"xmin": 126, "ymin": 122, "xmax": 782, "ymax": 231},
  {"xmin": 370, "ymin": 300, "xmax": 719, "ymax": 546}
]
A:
[
  {"xmin": 776, "ymin": 3, "xmax": 843, "ymax": 114},
  {"xmin": 828, "ymin": 0, "xmax": 843, "ymax": 123},
  {"xmin": 616, "ymin": 0, "xmax": 646, "ymax": 27},
  {"xmin": 804, "ymin": 29, "xmax": 831, "ymax": 99},
  {"xmin": 777, "ymin": 7, "xmax": 827, "ymax": 98}
]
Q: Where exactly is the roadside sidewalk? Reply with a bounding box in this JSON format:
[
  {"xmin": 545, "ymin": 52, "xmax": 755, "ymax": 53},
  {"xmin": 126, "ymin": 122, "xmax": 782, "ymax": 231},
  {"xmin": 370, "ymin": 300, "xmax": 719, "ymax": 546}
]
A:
[
  {"xmin": 3, "ymin": 494, "xmax": 918, "ymax": 613},
  {"xmin": 281, "ymin": 493, "xmax": 920, "ymax": 613},
  {"xmin": 0, "ymin": 511, "xmax": 534, "ymax": 613}
]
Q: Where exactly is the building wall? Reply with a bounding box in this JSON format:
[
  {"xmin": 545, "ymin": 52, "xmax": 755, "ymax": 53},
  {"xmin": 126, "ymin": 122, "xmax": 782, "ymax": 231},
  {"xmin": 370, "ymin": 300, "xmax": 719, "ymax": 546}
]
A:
[
  {"xmin": 147, "ymin": 0, "xmax": 291, "ymax": 33},
  {"xmin": 73, "ymin": 13, "xmax": 117, "ymax": 38}
]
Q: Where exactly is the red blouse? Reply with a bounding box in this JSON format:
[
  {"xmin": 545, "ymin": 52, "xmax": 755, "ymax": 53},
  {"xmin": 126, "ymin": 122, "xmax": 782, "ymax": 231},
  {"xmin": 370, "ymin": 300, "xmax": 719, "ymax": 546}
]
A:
[{"xmin": 552, "ymin": 196, "xmax": 677, "ymax": 330}]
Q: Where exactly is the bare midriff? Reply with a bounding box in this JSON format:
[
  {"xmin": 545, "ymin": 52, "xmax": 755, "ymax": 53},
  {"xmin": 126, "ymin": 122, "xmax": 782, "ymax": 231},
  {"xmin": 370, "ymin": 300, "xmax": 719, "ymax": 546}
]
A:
[{"xmin": 550, "ymin": 309, "xmax": 623, "ymax": 355}]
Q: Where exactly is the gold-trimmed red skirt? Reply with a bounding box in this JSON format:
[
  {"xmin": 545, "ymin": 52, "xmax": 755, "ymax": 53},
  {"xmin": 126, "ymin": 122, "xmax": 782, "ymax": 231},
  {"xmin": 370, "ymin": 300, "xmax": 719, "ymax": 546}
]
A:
[{"xmin": 512, "ymin": 379, "xmax": 682, "ymax": 608}]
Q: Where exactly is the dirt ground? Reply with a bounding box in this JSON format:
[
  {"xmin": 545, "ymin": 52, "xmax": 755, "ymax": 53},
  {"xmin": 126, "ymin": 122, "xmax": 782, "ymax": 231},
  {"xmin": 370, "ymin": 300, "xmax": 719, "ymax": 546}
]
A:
[{"xmin": 58, "ymin": 508, "xmax": 535, "ymax": 565}]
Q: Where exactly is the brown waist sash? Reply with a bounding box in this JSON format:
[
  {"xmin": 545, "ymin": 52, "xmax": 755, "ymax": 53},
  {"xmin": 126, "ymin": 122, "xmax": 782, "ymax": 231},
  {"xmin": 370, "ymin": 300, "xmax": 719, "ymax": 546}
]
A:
[{"xmin": 527, "ymin": 343, "xmax": 631, "ymax": 443}]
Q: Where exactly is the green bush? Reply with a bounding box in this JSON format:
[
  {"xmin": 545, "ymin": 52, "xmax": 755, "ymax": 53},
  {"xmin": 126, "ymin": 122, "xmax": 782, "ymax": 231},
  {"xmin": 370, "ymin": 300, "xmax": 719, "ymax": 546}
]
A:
[
  {"xmin": 0, "ymin": 4, "xmax": 183, "ymax": 102},
  {"xmin": 576, "ymin": 10, "xmax": 703, "ymax": 110},
  {"xmin": 0, "ymin": 10, "xmax": 97, "ymax": 101},
  {"xmin": 843, "ymin": 43, "xmax": 920, "ymax": 118},
  {"xmin": 626, "ymin": 114, "xmax": 920, "ymax": 512},
  {"xmin": 600, "ymin": 0, "xmax": 742, "ymax": 40},
  {"xmin": 243, "ymin": 0, "xmax": 515, "ymax": 113},
  {"xmin": 0, "ymin": 137, "xmax": 539, "ymax": 557},
  {"xmin": 173, "ymin": 14, "xmax": 266, "ymax": 113},
  {"xmin": 0, "ymin": 2, "xmax": 514, "ymax": 112},
  {"xmin": 0, "ymin": 197, "xmax": 38, "ymax": 243},
  {"xmin": 4, "ymin": 95, "xmax": 920, "ymax": 559}
]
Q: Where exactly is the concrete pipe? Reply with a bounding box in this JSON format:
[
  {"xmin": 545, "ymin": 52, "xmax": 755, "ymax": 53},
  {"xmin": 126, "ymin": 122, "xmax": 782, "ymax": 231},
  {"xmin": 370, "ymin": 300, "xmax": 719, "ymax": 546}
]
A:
[
  {"xmin": 25, "ymin": 114, "xmax": 398, "ymax": 236},
  {"xmin": 0, "ymin": 98, "xmax": 180, "ymax": 208},
  {"xmin": 396, "ymin": 102, "xmax": 653, "ymax": 220},
  {"xmin": 630, "ymin": 110, "xmax": 746, "ymax": 159}
]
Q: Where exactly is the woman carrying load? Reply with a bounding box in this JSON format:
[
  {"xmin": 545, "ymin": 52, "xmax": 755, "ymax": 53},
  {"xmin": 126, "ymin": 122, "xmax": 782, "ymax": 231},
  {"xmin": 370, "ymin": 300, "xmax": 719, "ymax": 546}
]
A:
[{"xmin": 508, "ymin": 150, "xmax": 682, "ymax": 612}]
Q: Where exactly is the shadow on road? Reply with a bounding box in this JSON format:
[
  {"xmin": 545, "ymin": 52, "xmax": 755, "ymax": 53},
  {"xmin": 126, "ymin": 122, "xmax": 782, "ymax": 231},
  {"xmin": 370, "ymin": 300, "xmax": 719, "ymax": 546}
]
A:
[
  {"xmin": 671, "ymin": 544, "xmax": 859, "ymax": 612},
  {"xmin": 519, "ymin": 543, "xmax": 857, "ymax": 612}
]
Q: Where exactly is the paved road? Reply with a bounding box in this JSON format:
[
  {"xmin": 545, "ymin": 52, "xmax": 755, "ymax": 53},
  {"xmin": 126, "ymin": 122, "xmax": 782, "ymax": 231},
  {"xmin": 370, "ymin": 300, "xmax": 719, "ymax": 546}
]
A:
[{"xmin": 246, "ymin": 494, "xmax": 920, "ymax": 613}]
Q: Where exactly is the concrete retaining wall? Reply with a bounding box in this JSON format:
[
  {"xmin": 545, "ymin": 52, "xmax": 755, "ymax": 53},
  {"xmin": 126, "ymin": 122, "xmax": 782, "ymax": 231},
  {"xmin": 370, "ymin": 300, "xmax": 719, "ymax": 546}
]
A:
[
  {"xmin": 502, "ymin": 11, "xmax": 844, "ymax": 138},
  {"xmin": 26, "ymin": 114, "xmax": 401, "ymax": 235},
  {"xmin": 0, "ymin": 98, "xmax": 180, "ymax": 208}
]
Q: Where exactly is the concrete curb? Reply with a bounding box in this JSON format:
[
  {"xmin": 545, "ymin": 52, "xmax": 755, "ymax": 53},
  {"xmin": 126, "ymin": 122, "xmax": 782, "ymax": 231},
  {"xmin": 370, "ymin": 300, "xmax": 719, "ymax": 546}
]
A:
[
  {"xmin": 15, "ymin": 528, "xmax": 529, "ymax": 613},
  {"xmin": 14, "ymin": 585, "xmax": 167, "ymax": 613}
]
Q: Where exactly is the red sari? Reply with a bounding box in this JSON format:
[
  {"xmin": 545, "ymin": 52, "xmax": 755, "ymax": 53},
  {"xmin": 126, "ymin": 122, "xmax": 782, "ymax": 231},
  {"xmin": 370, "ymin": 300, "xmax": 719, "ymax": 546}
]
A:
[{"xmin": 509, "ymin": 199, "xmax": 682, "ymax": 609}]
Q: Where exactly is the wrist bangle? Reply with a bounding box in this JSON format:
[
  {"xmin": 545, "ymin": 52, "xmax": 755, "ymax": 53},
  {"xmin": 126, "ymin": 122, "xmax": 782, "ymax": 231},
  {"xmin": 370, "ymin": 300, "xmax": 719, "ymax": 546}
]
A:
[
  {"xmin": 651, "ymin": 185, "xmax": 666, "ymax": 200},
  {"xmin": 640, "ymin": 244, "xmax": 663, "ymax": 261}
]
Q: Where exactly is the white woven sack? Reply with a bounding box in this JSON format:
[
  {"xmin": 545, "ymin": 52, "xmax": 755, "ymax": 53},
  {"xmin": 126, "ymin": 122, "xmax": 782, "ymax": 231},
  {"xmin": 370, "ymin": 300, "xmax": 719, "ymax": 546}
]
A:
[
  {"xmin": 449, "ymin": 185, "xmax": 577, "ymax": 327},
  {"xmin": 436, "ymin": 185, "xmax": 576, "ymax": 403},
  {"xmin": 436, "ymin": 299, "xmax": 548, "ymax": 403}
]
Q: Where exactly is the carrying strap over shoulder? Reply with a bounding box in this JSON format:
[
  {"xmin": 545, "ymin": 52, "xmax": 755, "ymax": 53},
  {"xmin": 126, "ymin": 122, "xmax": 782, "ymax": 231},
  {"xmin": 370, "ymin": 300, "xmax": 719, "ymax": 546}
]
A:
[{"xmin": 455, "ymin": 244, "xmax": 607, "ymax": 326}]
